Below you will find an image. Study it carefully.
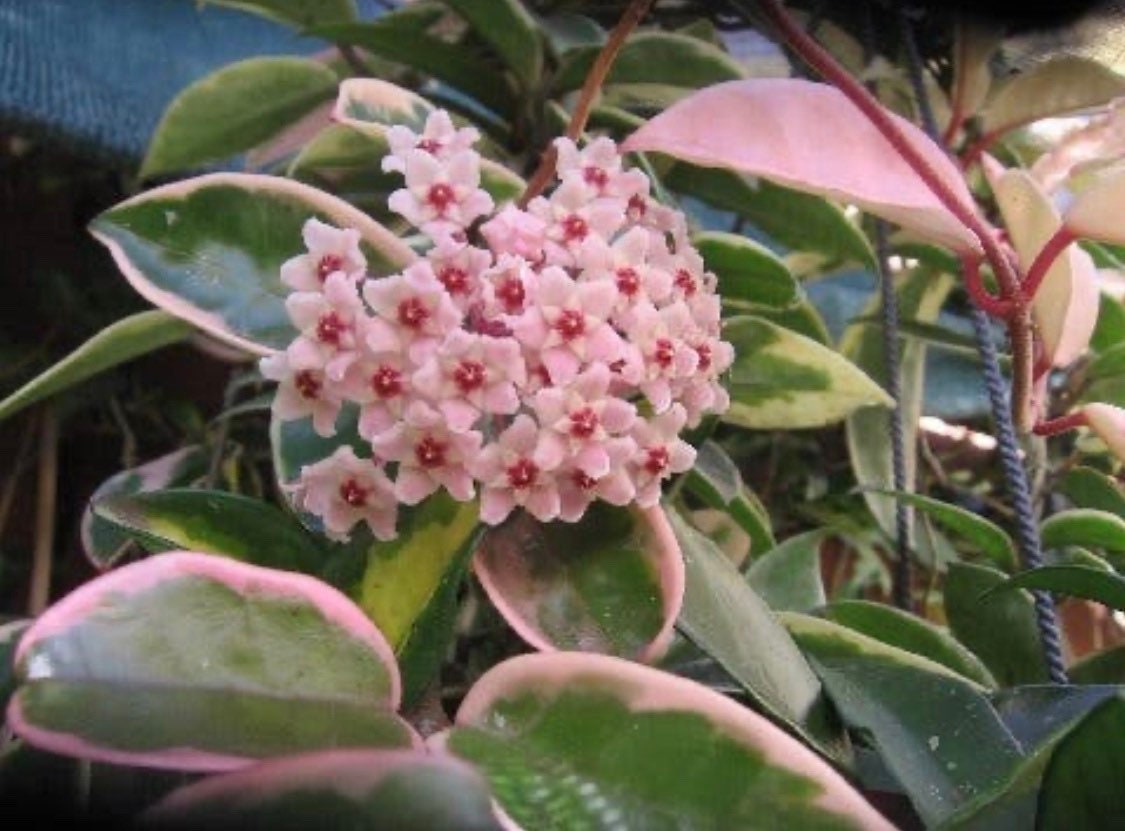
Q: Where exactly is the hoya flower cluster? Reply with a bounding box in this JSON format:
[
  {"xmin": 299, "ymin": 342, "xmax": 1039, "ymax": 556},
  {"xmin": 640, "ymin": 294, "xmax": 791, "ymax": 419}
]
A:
[{"xmin": 263, "ymin": 111, "xmax": 733, "ymax": 541}]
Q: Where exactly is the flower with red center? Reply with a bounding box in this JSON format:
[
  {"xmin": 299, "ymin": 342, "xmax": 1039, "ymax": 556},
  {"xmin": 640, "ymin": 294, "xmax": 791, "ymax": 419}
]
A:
[
  {"xmin": 528, "ymin": 177, "xmax": 626, "ymax": 267},
  {"xmin": 472, "ymin": 415, "xmax": 566, "ymax": 524},
  {"xmin": 618, "ymin": 300, "xmax": 700, "ymax": 412},
  {"xmin": 481, "ymin": 254, "xmax": 536, "ymax": 320},
  {"xmin": 576, "ymin": 226, "xmax": 671, "ymax": 315},
  {"xmin": 291, "ymin": 446, "xmax": 397, "ymax": 541},
  {"xmin": 629, "ymin": 406, "xmax": 696, "ymax": 507},
  {"xmin": 284, "ymin": 271, "xmax": 366, "ymax": 381},
  {"xmin": 372, "ymin": 401, "xmax": 482, "ymax": 504},
  {"xmin": 556, "ymin": 437, "xmax": 637, "ymax": 522},
  {"xmin": 509, "ymin": 267, "xmax": 625, "ymax": 385},
  {"xmin": 532, "ymin": 364, "xmax": 637, "ymax": 480},
  {"xmin": 554, "ymin": 136, "xmax": 647, "ymax": 201},
  {"xmin": 280, "ymin": 218, "xmax": 367, "ymax": 292},
  {"xmin": 426, "ymin": 240, "xmax": 490, "ymax": 312},
  {"xmin": 388, "ymin": 149, "xmax": 493, "ymax": 239},
  {"xmin": 260, "ymin": 353, "xmax": 342, "ymax": 438},
  {"xmin": 363, "ymin": 262, "xmax": 462, "ymax": 364},
  {"xmin": 384, "ymin": 110, "xmax": 480, "ymax": 174},
  {"xmin": 412, "ymin": 329, "xmax": 525, "ymax": 431},
  {"xmin": 341, "ymin": 352, "xmax": 412, "ymax": 441}
]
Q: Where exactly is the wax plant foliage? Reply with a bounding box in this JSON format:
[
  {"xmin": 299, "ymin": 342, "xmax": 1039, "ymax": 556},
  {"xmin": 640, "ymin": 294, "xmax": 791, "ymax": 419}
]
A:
[{"xmin": 4, "ymin": 0, "xmax": 1125, "ymax": 828}]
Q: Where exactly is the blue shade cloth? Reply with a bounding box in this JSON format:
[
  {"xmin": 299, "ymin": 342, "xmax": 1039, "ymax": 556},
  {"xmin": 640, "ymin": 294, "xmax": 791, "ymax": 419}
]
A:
[{"xmin": 0, "ymin": 0, "xmax": 385, "ymax": 166}]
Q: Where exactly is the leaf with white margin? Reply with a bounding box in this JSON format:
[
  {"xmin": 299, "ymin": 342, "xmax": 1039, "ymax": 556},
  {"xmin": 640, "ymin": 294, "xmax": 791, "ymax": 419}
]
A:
[
  {"xmin": 332, "ymin": 79, "xmax": 525, "ymax": 203},
  {"xmin": 990, "ymin": 167, "xmax": 1099, "ymax": 367},
  {"xmin": 623, "ymin": 78, "xmax": 983, "ymax": 254},
  {"xmin": 7, "ymin": 552, "xmax": 415, "ymax": 771},
  {"xmin": 473, "ymin": 503, "xmax": 684, "ymax": 664},
  {"xmin": 723, "ymin": 315, "xmax": 894, "ymax": 430},
  {"xmin": 981, "ymin": 56, "xmax": 1125, "ymax": 141},
  {"xmin": 1083, "ymin": 402, "xmax": 1125, "ymax": 461},
  {"xmin": 144, "ymin": 750, "xmax": 505, "ymax": 831},
  {"xmin": 89, "ymin": 173, "xmax": 415, "ymax": 355},
  {"xmin": 440, "ymin": 652, "xmax": 894, "ymax": 830},
  {"xmin": 1065, "ymin": 163, "xmax": 1125, "ymax": 247}
]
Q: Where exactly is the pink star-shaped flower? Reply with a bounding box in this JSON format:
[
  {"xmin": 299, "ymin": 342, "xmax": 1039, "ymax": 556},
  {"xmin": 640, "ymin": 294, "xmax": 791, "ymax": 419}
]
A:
[
  {"xmin": 556, "ymin": 437, "xmax": 638, "ymax": 522},
  {"xmin": 363, "ymin": 262, "xmax": 462, "ymax": 364},
  {"xmin": 370, "ymin": 401, "xmax": 482, "ymax": 505},
  {"xmin": 280, "ymin": 218, "xmax": 367, "ymax": 292},
  {"xmin": 629, "ymin": 406, "xmax": 697, "ymax": 507},
  {"xmin": 259, "ymin": 352, "xmax": 343, "ymax": 437},
  {"xmin": 388, "ymin": 149, "xmax": 494, "ymax": 238},
  {"xmin": 471, "ymin": 415, "xmax": 565, "ymax": 525},
  {"xmin": 291, "ymin": 446, "xmax": 397, "ymax": 542},
  {"xmin": 383, "ymin": 110, "xmax": 480, "ymax": 174},
  {"xmin": 284, "ymin": 271, "xmax": 367, "ymax": 381},
  {"xmin": 528, "ymin": 177, "xmax": 626, "ymax": 267}
]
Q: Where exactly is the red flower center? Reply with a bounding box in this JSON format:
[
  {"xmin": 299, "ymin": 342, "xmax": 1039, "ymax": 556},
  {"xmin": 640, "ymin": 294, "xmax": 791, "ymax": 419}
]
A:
[
  {"xmin": 561, "ymin": 214, "xmax": 588, "ymax": 243},
  {"xmin": 426, "ymin": 183, "xmax": 456, "ymax": 214},
  {"xmin": 615, "ymin": 267, "xmax": 640, "ymax": 297},
  {"xmin": 506, "ymin": 458, "xmax": 538, "ymax": 490},
  {"xmin": 398, "ymin": 297, "xmax": 430, "ymax": 329},
  {"xmin": 414, "ymin": 437, "xmax": 447, "ymax": 469},
  {"xmin": 454, "ymin": 359, "xmax": 486, "ymax": 393},
  {"xmin": 674, "ymin": 269, "xmax": 697, "ymax": 297},
  {"xmin": 568, "ymin": 407, "xmax": 598, "ymax": 439},
  {"xmin": 438, "ymin": 265, "xmax": 470, "ymax": 295},
  {"xmin": 583, "ymin": 166, "xmax": 609, "ymax": 189},
  {"xmin": 339, "ymin": 478, "xmax": 369, "ymax": 507},
  {"xmin": 417, "ymin": 138, "xmax": 441, "ymax": 154},
  {"xmin": 573, "ymin": 469, "xmax": 597, "ymax": 490},
  {"xmin": 316, "ymin": 254, "xmax": 344, "ymax": 282},
  {"xmin": 644, "ymin": 446, "xmax": 670, "ymax": 476},
  {"xmin": 695, "ymin": 342, "xmax": 713, "ymax": 372},
  {"xmin": 370, "ymin": 365, "xmax": 403, "ymax": 399},
  {"xmin": 627, "ymin": 194, "xmax": 647, "ymax": 219},
  {"xmin": 554, "ymin": 309, "xmax": 585, "ymax": 341},
  {"xmin": 653, "ymin": 338, "xmax": 675, "ymax": 368},
  {"xmin": 495, "ymin": 277, "xmax": 525, "ymax": 313},
  {"xmin": 294, "ymin": 370, "xmax": 322, "ymax": 400},
  {"xmin": 316, "ymin": 312, "xmax": 347, "ymax": 345}
]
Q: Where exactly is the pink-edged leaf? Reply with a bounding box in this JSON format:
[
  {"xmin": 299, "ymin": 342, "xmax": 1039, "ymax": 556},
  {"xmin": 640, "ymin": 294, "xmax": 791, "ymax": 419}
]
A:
[
  {"xmin": 8, "ymin": 552, "xmax": 415, "ymax": 772},
  {"xmin": 144, "ymin": 749, "xmax": 507, "ymax": 830},
  {"xmin": 89, "ymin": 173, "xmax": 415, "ymax": 355},
  {"xmin": 991, "ymin": 167, "xmax": 1099, "ymax": 366},
  {"xmin": 1083, "ymin": 403, "xmax": 1125, "ymax": 461},
  {"xmin": 246, "ymin": 99, "xmax": 335, "ymax": 171},
  {"xmin": 1065, "ymin": 163, "xmax": 1125, "ymax": 246},
  {"xmin": 442, "ymin": 652, "xmax": 894, "ymax": 830},
  {"xmin": 622, "ymin": 78, "xmax": 982, "ymax": 254},
  {"xmin": 472, "ymin": 504, "xmax": 683, "ymax": 664}
]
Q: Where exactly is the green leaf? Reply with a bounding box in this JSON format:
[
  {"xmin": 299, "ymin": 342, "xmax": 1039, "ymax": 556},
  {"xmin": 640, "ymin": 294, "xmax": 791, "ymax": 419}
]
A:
[
  {"xmin": 681, "ymin": 440, "xmax": 775, "ymax": 557},
  {"xmin": 553, "ymin": 32, "xmax": 744, "ymax": 95},
  {"xmin": 443, "ymin": 0, "xmax": 543, "ymax": 86},
  {"xmin": 200, "ymin": 0, "xmax": 355, "ymax": 29},
  {"xmin": 982, "ymin": 56, "xmax": 1125, "ymax": 139},
  {"xmin": 0, "ymin": 619, "xmax": 30, "ymax": 715},
  {"xmin": 10, "ymin": 553, "xmax": 413, "ymax": 769},
  {"xmin": 722, "ymin": 315, "xmax": 893, "ymax": 430},
  {"xmin": 540, "ymin": 11, "xmax": 605, "ymax": 56},
  {"xmin": 446, "ymin": 653, "xmax": 888, "ymax": 831},
  {"xmin": 694, "ymin": 231, "xmax": 801, "ymax": 310},
  {"xmin": 1070, "ymin": 644, "xmax": 1125, "ymax": 684},
  {"xmin": 948, "ymin": 20, "xmax": 1002, "ymax": 127},
  {"xmin": 145, "ymin": 751, "xmax": 504, "ymax": 831},
  {"xmin": 1059, "ymin": 466, "xmax": 1125, "ymax": 520},
  {"xmin": 987, "ymin": 564, "xmax": 1125, "ymax": 611},
  {"xmin": 849, "ymin": 314, "xmax": 986, "ymax": 362},
  {"xmin": 749, "ymin": 299, "xmax": 833, "ymax": 344},
  {"xmin": 670, "ymin": 508, "xmax": 846, "ymax": 759},
  {"xmin": 822, "ymin": 600, "xmax": 996, "ymax": 687},
  {"xmin": 782, "ymin": 612, "xmax": 1024, "ymax": 827},
  {"xmin": 663, "ymin": 163, "xmax": 876, "ymax": 272},
  {"xmin": 140, "ymin": 58, "xmax": 339, "ymax": 179},
  {"xmin": 1040, "ymin": 509, "xmax": 1125, "ymax": 553},
  {"xmin": 0, "ymin": 311, "xmax": 191, "ymax": 423},
  {"xmin": 81, "ymin": 447, "xmax": 210, "ymax": 571},
  {"xmin": 1037, "ymin": 694, "xmax": 1125, "ymax": 829},
  {"xmin": 1085, "ymin": 339, "xmax": 1125, "ymax": 381},
  {"xmin": 992, "ymin": 684, "xmax": 1125, "ymax": 753},
  {"xmin": 310, "ymin": 17, "xmax": 515, "ymax": 118},
  {"xmin": 1091, "ymin": 292, "xmax": 1125, "ymax": 352},
  {"xmin": 944, "ymin": 562, "xmax": 1049, "ymax": 686},
  {"xmin": 865, "ymin": 489, "xmax": 1017, "ymax": 572},
  {"xmin": 92, "ymin": 489, "xmax": 326, "ymax": 574},
  {"xmin": 353, "ymin": 493, "xmax": 481, "ymax": 705},
  {"xmin": 843, "ymin": 267, "xmax": 956, "ymax": 543},
  {"xmin": 745, "ymin": 531, "xmax": 827, "ymax": 613},
  {"xmin": 473, "ymin": 504, "xmax": 681, "ymax": 663},
  {"xmin": 90, "ymin": 174, "xmax": 414, "ymax": 354},
  {"xmin": 288, "ymin": 126, "xmax": 402, "ymax": 219}
]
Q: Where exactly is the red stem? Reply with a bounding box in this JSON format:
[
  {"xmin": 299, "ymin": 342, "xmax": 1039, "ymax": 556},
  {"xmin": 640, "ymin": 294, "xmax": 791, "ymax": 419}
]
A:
[
  {"xmin": 1022, "ymin": 226, "xmax": 1077, "ymax": 301},
  {"xmin": 962, "ymin": 256, "xmax": 1014, "ymax": 317},
  {"xmin": 1032, "ymin": 411, "xmax": 1088, "ymax": 437}
]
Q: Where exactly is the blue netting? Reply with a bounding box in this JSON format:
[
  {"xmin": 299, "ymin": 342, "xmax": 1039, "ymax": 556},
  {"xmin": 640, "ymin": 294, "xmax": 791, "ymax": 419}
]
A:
[{"xmin": 0, "ymin": 0, "xmax": 383, "ymax": 165}]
